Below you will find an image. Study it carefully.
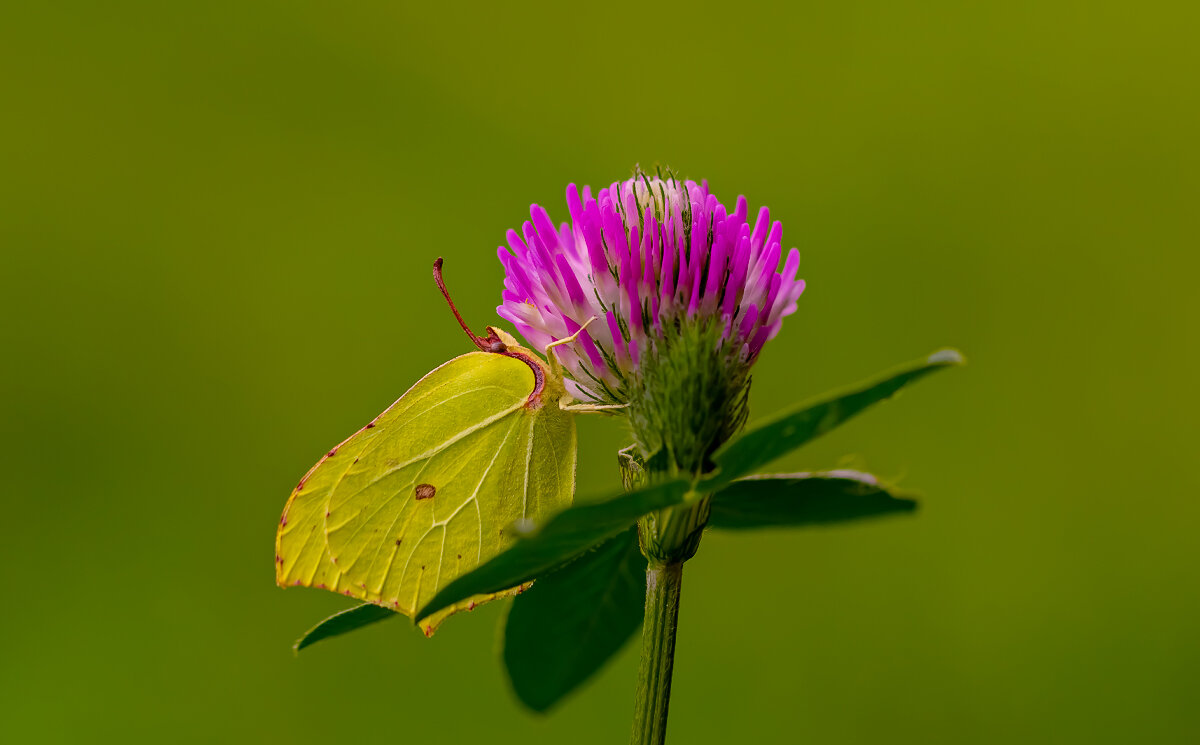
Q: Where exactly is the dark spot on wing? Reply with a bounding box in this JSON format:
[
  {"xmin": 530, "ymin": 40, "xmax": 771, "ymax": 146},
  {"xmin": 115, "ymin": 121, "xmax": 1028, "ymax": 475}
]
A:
[{"xmin": 414, "ymin": 484, "xmax": 437, "ymax": 500}]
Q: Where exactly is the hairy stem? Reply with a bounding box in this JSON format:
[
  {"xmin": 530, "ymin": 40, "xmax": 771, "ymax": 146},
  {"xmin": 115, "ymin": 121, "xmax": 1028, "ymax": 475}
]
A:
[{"xmin": 631, "ymin": 561, "xmax": 684, "ymax": 745}]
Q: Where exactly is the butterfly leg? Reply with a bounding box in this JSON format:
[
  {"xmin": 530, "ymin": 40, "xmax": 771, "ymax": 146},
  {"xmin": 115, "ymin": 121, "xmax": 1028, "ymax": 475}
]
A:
[
  {"xmin": 544, "ymin": 316, "xmax": 599, "ymax": 381},
  {"xmin": 545, "ymin": 317, "xmax": 630, "ymax": 414},
  {"xmin": 560, "ymin": 401, "xmax": 630, "ymax": 414}
]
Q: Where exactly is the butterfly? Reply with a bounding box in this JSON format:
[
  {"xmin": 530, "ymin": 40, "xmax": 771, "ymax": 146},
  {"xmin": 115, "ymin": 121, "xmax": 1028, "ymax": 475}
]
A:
[{"xmin": 275, "ymin": 259, "xmax": 619, "ymax": 635}]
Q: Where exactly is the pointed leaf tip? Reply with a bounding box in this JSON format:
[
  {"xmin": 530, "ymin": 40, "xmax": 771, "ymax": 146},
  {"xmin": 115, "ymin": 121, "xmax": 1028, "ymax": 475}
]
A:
[
  {"xmin": 512, "ymin": 517, "xmax": 538, "ymax": 538},
  {"xmin": 928, "ymin": 348, "xmax": 965, "ymax": 365},
  {"xmin": 292, "ymin": 603, "xmax": 396, "ymax": 653}
]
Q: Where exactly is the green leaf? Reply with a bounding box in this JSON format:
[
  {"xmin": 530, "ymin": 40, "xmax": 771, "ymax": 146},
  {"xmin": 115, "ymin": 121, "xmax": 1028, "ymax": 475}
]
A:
[
  {"xmin": 708, "ymin": 471, "xmax": 917, "ymax": 529},
  {"xmin": 277, "ymin": 345, "xmax": 577, "ymax": 634},
  {"xmin": 703, "ymin": 349, "xmax": 963, "ymax": 489},
  {"xmin": 503, "ymin": 528, "xmax": 646, "ymax": 712},
  {"xmin": 416, "ymin": 478, "xmax": 692, "ymax": 622},
  {"xmin": 293, "ymin": 603, "xmax": 396, "ymax": 653}
]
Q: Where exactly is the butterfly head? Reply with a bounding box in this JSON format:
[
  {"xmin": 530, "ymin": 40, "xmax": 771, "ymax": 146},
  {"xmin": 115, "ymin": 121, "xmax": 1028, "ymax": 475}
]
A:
[{"xmin": 484, "ymin": 326, "xmax": 519, "ymax": 352}]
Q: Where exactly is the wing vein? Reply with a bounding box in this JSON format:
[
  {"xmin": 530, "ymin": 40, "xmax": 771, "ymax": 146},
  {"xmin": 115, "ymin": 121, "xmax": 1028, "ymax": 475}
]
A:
[{"xmin": 326, "ymin": 399, "xmax": 524, "ymax": 538}]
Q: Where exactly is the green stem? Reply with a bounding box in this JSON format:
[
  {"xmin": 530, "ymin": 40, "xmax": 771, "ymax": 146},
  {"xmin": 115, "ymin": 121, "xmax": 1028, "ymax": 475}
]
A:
[{"xmin": 631, "ymin": 561, "xmax": 684, "ymax": 745}]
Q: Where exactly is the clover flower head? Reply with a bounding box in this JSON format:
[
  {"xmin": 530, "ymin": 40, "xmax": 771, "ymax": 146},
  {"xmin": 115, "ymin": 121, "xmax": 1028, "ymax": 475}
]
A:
[{"xmin": 497, "ymin": 171, "xmax": 805, "ymax": 407}]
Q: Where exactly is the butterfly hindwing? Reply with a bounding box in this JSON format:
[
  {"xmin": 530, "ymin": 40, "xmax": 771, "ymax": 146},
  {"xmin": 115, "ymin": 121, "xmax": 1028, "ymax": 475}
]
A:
[{"xmin": 276, "ymin": 351, "xmax": 576, "ymax": 633}]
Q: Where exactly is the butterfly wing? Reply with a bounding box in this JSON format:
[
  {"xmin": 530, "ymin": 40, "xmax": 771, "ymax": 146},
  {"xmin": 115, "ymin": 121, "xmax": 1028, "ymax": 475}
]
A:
[{"xmin": 276, "ymin": 351, "xmax": 576, "ymax": 633}]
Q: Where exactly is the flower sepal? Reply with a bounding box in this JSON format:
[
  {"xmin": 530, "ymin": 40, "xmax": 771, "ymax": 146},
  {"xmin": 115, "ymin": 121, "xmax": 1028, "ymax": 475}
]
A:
[{"xmin": 637, "ymin": 497, "xmax": 711, "ymax": 566}]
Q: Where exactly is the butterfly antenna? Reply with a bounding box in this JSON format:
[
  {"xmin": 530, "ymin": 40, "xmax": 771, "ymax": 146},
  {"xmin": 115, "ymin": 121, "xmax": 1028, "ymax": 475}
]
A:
[{"xmin": 433, "ymin": 258, "xmax": 505, "ymax": 352}]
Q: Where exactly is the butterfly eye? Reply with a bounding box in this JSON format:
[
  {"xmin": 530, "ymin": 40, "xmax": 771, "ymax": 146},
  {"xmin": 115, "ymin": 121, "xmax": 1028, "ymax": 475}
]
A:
[{"xmin": 486, "ymin": 340, "xmax": 508, "ymax": 353}]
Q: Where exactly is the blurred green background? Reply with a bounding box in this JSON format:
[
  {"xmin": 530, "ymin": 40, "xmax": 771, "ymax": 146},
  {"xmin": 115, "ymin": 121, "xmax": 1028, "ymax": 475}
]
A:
[{"xmin": 2, "ymin": 1, "xmax": 1197, "ymax": 742}]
